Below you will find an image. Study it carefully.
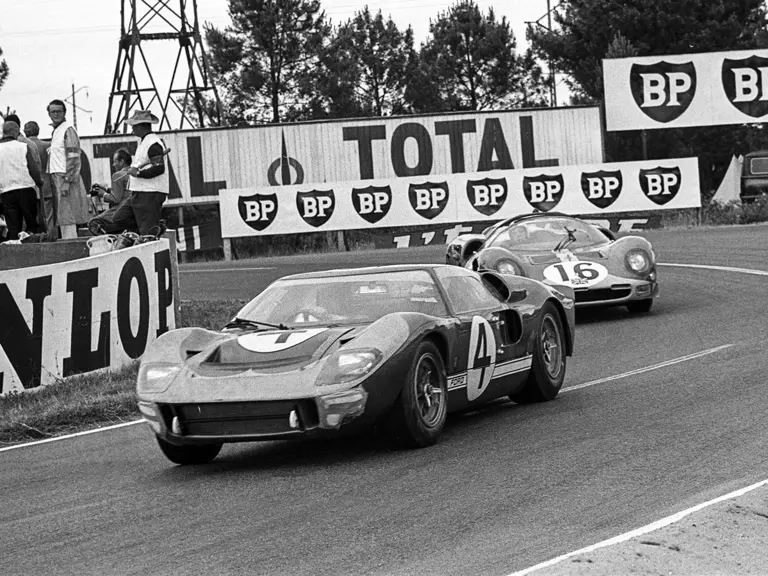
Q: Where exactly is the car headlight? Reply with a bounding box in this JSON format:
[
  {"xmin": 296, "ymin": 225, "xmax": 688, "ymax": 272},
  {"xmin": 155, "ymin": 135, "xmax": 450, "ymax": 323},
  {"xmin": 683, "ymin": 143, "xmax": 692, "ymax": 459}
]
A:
[
  {"xmin": 496, "ymin": 259, "xmax": 522, "ymax": 276},
  {"xmin": 137, "ymin": 363, "xmax": 180, "ymax": 394},
  {"xmin": 625, "ymin": 249, "xmax": 652, "ymax": 274},
  {"xmin": 316, "ymin": 348, "xmax": 383, "ymax": 386}
]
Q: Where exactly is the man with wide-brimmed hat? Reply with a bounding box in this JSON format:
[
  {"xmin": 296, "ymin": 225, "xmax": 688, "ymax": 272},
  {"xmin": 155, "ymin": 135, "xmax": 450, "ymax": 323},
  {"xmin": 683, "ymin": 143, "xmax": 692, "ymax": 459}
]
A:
[{"xmin": 112, "ymin": 109, "xmax": 168, "ymax": 236}]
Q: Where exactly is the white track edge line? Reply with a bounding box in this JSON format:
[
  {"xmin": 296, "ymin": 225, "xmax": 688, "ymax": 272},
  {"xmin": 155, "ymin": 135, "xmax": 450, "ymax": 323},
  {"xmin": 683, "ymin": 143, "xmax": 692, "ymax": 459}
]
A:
[
  {"xmin": 509, "ymin": 477, "xmax": 768, "ymax": 575},
  {"xmin": 660, "ymin": 262, "xmax": 768, "ymax": 277},
  {"xmin": 563, "ymin": 344, "xmax": 734, "ymax": 393},
  {"xmin": 0, "ymin": 419, "xmax": 144, "ymax": 453},
  {"xmin": 180, "ymin": 267, "xmax": 276, "ymax": 272}
]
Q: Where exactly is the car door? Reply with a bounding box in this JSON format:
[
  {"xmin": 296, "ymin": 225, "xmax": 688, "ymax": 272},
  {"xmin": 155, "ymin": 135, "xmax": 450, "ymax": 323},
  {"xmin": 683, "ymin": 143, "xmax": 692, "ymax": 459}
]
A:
[{"xmin": 434, "ymin": 267, "xmax": 528, "ymax": 410}]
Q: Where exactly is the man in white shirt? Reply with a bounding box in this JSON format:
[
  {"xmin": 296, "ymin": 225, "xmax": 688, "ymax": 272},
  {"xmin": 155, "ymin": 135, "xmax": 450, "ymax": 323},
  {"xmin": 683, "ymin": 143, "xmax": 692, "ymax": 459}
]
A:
[
  {"xmin": 47, "ymin": 99, "xmax": 88, "ymax": 240},
  {"xmin": 111, "ymin": 109, "xmax": 168, "ymax": 236},
  {"xmin": 0, "ymin": 121, "xmax": 44, "ymax": 240}
]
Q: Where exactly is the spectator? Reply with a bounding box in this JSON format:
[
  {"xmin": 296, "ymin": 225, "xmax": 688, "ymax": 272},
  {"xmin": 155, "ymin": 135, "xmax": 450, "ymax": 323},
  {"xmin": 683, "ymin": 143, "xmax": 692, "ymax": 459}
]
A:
[
  {"xmin": 47, "ymin": 99, "xmax": 88, "ymax": 239},
  {"xmin": 112, "ymin": 110, "xmax": 168, "ymax": 237},
  {"xmin": 4, "ymin": 114, "xmax": 42, "ymax": 177},
  {"xmin": 23, "ymin": 120, "xmax": 56, "ymax": 238},
  {"xmin": 0, "ymin": 121, "xmax": 43, "ymax": 240},
  {"xmin": 87, "ymin": 147, "xmax": 138, "ymax": 235}
]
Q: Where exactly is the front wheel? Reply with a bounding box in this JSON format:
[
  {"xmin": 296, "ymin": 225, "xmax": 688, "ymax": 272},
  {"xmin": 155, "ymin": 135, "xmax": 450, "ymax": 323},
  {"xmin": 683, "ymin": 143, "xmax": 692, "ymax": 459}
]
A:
[
  {"xmin": 510, "ymin": 302, "xmax": 566, "ymax": 404},
  {"xmin": 156, "ymin": 436, "xmax": 222, "ymax": 465},
  {"xmin": 387, "ymin": 341, "xmax": 448, "ymax": 449},
  {"xmin": 627, "ymin": 299, "xmax": 653, "ymax": 314}
]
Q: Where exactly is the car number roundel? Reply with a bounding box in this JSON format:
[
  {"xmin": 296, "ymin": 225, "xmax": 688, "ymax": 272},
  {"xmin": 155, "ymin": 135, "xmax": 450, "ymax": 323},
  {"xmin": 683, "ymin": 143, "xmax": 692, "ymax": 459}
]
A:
[
  {"xmin": 467, "ymin": 316, "xmax": 496, "ymax": 401},
  {"xmin": 238, "ymin": 329, "xmax": 327, "ymax": 353},
  {"xmin": 543, "ymin": 260, "xmax": 608, "ymax": 288}
]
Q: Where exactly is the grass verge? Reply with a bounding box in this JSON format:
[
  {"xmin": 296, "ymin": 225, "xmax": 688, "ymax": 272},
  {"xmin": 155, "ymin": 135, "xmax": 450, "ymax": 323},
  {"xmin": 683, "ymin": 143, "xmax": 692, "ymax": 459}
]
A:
[{"xmin": 0, "ymin": 299, "xmax": 247, "ymax": 448}]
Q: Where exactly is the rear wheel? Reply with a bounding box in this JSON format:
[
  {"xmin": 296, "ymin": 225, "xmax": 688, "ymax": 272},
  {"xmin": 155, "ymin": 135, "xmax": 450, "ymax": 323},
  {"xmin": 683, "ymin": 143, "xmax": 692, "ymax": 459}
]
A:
[
  {"xmin": 510, "ymin": 302, "xmax": 566, "ymax": 404},
  {"xmin": 156, "ymin": 436, "xmax": 222, "ymax": 465},
  {"xmin": 627, "ymin": 299, "xmax": 653, "ymax": 314},
  {"xmin": 387, "ymin": 341, "xmax": 447, "ymax": 448}
]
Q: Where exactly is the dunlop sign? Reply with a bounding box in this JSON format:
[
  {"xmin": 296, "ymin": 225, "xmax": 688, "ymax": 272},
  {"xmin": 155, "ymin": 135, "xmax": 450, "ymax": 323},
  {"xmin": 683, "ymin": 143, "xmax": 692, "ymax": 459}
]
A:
[
  {"xmin": 220, "ymin": 158, "xmax": 701, "ymax": 237},
  {"xmin": 0, "ymin": 240, "xmax": 177, "ymax": 395},
  {"xmin": 603, "ymin": 49, "xmax": 768, "ymax": 130}
]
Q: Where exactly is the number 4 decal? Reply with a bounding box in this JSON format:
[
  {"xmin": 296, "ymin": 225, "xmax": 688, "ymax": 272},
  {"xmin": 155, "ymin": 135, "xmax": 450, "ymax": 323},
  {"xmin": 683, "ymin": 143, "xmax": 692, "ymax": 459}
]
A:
[{"xmin": 467, "ymin": 316, "xmax": 497, "ymax": 401}]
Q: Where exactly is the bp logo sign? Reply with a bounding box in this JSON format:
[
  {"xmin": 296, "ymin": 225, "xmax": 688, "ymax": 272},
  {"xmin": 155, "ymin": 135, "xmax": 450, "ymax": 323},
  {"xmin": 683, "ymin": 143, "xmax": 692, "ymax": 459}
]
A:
[
  {"xmin": 523, "ymin": 174, "xmax": 563, "ymax": 213},
  {"xmin": 352, "ymin": 185, "xmax": 392, "ymax": 224},
  {"xmin": 466, "ymin": 177, "xmax": 507, "ymax": 216},
  {"xmin": 296, "ymin": 189, "xmax": 335, "ymax": 228},
  {"xmin": 630, "ymin": 61, "xmax": 697, "ymax": 123},
  {"xmin": 580, "ymin": 170, "xmax": 623, "ymax": 210},
  {"xmin": 722, "ymin": 55, "xmax": 768, "ymax": 118},
  {"xmin": 238, "ymin": 192, "xmax": 278, "ymax": 231},
  {"xmin": 639, "ymin": 166, "xmax": 681, "ymax": 206}
]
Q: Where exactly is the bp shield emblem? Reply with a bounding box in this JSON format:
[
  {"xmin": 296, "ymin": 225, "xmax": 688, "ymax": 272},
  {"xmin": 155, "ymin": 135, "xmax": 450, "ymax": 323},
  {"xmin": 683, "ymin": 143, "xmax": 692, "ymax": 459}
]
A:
[
  {"xmin": 639, "ymin": 167, "xmax": 681, "ymax": 206},
  {"xmin": 352, "ymin": 185, "xmax": 392, "ymax": 224},
  {"xmin": 238, "ymin": 192, "xmax": 278, "ymax": 232},
  {"xmin": 523, "ymin": 174, "xmax": 563, "ymax": 212},
  {"xmin": 408, "ymin": 181, "xmax": 449, "ymax": 220},
  {"xmin": 296, "ymin": 189, "xmax": 335, "ymax": 228},
  {"xmin": 722, "ymin": 55, "xmax": 768, "ymax": 118},
  {"xmin": 466, "ymin": 177, "xmax": 508, "ymax": 216},
  {"xmin": 630, "ymin": 61, "xmax": 696, "ymax": 123},
  {"xmin": 580, "ymin": 170, "xmax": 623, "ymax": 210}
]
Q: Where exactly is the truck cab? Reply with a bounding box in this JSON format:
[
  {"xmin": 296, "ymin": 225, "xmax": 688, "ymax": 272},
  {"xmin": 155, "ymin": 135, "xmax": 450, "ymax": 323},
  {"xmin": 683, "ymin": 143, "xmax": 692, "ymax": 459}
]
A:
[{"xmin": 741, "ymin": 150, "xmax": 768, "ymax": 203}]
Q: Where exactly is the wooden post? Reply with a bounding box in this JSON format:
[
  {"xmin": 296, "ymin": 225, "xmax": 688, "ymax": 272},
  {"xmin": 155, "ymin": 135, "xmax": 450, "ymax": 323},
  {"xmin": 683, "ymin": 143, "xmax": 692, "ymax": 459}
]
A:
[{"xmin": 222, "ymin": 238, "xmax": 233, "ymax": 261}]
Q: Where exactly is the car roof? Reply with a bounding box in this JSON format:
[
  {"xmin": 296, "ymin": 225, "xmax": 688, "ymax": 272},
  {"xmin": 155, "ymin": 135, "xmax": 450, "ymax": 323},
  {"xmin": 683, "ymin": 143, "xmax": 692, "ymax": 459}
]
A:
[{"xmin": 280, "ymin": 263, "xmax": 453, "ymax": 281}]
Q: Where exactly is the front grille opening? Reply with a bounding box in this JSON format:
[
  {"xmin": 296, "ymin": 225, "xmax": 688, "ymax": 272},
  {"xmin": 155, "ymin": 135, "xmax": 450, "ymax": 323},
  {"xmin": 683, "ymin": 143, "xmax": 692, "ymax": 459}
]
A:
[
  {"xmin": 575, "ymin": 287, "xmax": 632, "ymax": 303},
  {"xmin": 163, "ymin": 400, "xmax": 319, "ymax": 437}
]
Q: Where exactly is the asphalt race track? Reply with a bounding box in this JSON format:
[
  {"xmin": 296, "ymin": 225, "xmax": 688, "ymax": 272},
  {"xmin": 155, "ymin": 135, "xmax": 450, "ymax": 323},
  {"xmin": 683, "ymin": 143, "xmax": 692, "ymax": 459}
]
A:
[{"xmin": 2, "ymin": 224, "xmax": 767, "ymax": 576}]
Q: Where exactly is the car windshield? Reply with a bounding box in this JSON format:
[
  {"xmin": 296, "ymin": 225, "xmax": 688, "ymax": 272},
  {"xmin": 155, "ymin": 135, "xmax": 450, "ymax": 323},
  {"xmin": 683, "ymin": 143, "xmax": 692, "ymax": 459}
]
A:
[
  {"xmin": 487, "ymin": 218, "xmax": 608, "ymax": 252},
  {"xmin": 235, "ymin": 270, "xmax": 449, "ymax": 328}
]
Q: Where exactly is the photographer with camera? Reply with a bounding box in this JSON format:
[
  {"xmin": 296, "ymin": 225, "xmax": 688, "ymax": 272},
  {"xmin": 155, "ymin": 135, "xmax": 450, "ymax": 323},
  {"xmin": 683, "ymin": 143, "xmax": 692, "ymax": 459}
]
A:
[{"xmin": 87, "ymin": 147, "xmax": 137, "ymax": 235}]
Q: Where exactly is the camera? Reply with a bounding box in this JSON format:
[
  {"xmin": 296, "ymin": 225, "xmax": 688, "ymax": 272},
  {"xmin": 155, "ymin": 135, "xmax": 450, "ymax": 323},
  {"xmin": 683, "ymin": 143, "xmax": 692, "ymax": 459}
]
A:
[{"xmin": 89, "ymin": 184, "xmax": 104, "ymax": 197}]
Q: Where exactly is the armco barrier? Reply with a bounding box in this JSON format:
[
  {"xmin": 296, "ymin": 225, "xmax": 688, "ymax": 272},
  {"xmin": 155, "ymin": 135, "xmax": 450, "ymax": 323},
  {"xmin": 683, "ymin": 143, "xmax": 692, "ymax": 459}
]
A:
[{"xmin": 0, "ymin": 236, "xmax": 180, "ymax": 395}]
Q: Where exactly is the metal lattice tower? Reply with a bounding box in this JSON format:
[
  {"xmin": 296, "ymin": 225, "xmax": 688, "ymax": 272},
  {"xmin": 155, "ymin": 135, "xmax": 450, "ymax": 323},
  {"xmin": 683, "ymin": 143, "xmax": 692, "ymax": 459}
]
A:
[{"xmin": 104, "ymin": 0, "xmax": 222, "ymax": 134}]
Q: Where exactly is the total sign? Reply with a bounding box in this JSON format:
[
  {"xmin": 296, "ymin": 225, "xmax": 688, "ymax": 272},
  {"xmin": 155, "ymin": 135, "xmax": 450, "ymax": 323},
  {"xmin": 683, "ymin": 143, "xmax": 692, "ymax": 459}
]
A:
[{"xmin": 603, "ymin": 48, "xmax": 768, "ymax": 130}]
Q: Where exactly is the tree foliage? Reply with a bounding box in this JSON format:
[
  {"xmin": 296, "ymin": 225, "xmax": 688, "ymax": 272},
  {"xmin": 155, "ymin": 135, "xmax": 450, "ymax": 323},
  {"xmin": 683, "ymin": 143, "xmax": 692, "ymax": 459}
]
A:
[
  {"xmin": 530, "ymin": 0, "xmax": 768, "ymax": 102},
  {"xmin": 302, "ymin": 8, "xmax": 417, "ymax": 119},
  {"xmin": 205, "ymin": 0, "xmax": 327, "ymax": 124},
  {"xmin": 0, "ymin": 45, "xmax": 9, "ymax": 93},
  {"xmin": 413, "ymin": 0, "xmax": 549, "ymax": 112}
]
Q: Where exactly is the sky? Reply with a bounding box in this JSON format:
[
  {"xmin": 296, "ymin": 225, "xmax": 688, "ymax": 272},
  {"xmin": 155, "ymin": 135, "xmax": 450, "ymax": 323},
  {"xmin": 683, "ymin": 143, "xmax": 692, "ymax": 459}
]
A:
[{"xmin": 0, "ymin": 0, "xmax": 559, "ymax": 138}]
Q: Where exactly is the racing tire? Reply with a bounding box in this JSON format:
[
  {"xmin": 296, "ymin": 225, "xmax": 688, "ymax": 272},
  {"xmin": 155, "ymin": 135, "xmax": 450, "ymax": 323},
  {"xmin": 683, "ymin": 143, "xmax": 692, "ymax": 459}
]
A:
[
  {"xmin": 509, "ymin": 302, "xmax": 566, "ymax": 404},
  {"xmin": 627, "ymin": 299, "xmax": 653, "ymax": 314},
  {"xmin": 387, "ymin": 341, "xmax": 448, "ymax": 449},
  {"xmin": 156, "ymin": 436, "xmax": 222, "ymax": 465}
]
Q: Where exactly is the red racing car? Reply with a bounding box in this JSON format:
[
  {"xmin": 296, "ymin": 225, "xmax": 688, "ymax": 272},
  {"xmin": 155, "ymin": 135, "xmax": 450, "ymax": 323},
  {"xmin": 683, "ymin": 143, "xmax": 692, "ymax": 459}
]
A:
[{"xmin": 446, "ymin": 213, "xmax": 659, "ymax": 313}]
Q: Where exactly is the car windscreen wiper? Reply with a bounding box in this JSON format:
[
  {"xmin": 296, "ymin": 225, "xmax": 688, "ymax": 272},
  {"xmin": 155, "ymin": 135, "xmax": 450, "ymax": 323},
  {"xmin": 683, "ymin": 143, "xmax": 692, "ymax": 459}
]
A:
[
  {"xmin": 553, "ymin": 227, "xmax": 578, "ymax": 252},
  {"xmin": 223, "ymin": 317, "xmax": 289, "ymax": 331}
]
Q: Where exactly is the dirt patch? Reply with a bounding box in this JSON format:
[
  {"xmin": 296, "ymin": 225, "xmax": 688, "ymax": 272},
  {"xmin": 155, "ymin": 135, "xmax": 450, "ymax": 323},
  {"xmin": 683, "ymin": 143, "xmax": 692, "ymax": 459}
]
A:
[{"xmin": 535, "ymin": 485, "xmax": 768, "ymax": 575}]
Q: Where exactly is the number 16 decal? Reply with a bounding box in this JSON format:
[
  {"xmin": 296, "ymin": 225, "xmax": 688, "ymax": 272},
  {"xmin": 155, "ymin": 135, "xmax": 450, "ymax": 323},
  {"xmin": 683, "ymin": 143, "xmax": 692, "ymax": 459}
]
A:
[
  {"xmin": 467, "ymin": 316, "xmax": 497, "ymax": 401},
  {"xmin": 543, "ymin": 260, "xmax": 608, "ymax": 287}
]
